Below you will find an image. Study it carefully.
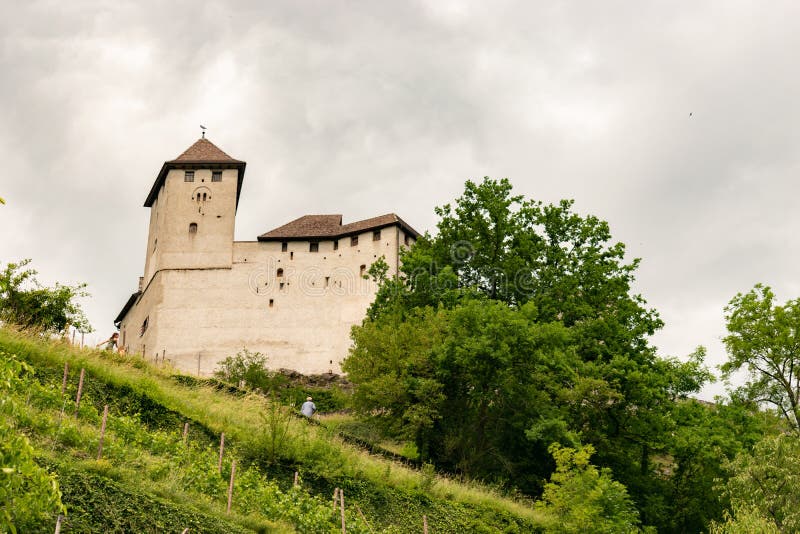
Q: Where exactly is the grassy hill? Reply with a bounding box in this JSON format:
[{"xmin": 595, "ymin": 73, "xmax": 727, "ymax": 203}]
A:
[{"xmin": 0, "ymin": 327, "xmax": 547, "ymax": 533}]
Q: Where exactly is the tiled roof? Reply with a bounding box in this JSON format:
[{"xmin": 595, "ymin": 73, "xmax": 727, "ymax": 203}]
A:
[
  {"xmin": 169, "ymin": 138, "xmax": 243, "ymax": 163},
  {"xmin": 258, "ymin": 213, "xmax": 420, "ymax": 240},
  {"xmin": 144, "ymin": 138, "xmax": 246, "ymax": 208}
]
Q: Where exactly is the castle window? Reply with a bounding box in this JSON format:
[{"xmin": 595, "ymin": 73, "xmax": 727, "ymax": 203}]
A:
[
  {"xmin": 269, "ymin": 299, "xmax": 274, "ymax": 308},
  {"xmin": 404, "ymin": 233, "xmax": 410, "ymax": 246},
  {"xmin": 279, "ymin": 282, "xmax": 285, "ymax": 290},
  {"xmin": 373, "ymin": 230, "xmax": 381, "ymax": 241},
  {"xmin": 211, "ymin": 171, "xmax": 222, "ymax": 182},
  {"xmin": 325, "ymin": 276, "xmax": 330, "ymax": 287},
  {"xmin": 277, "ymin": 268, "xmax": 284, "ymax": 278},
  {"xmin": 202, "ymin": 192, "xmax": 207, "ymax": 201},
  {"xmin": 351, "ymin": 236, "xmax": 358, "ymax": 246},
  {"xmin": 140, "ymin": 316, "xmax": 149, "ymax": 336},
  {"xmin": 360, "ymin": 264, "xmax": 366, "ymax": 277},
  {"xmin": 189, "ymin": 222, "xmax": 198, "ymax": 234},
  {"xmin": 309, "ymin": 242, "xmax": 319, "ymax": 253},
  {"xmin": 281, "ymin": 242, "xmax": 288, "ymax": 252},
  {"xmin": 333, "ymin": 239, "xmax": 339, "ymax": 251},
  {"xmin": 185, "ymin": 171, "xmax": 194, "ymax": 182},
  {"xmin": 290, "ymin": 251, "xmax": 294, "ymax": 260}
]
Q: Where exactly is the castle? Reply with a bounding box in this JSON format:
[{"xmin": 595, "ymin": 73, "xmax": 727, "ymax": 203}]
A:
[{"xmin": 115, "ymin": 138, "xmax": 418, "ymax": 375}]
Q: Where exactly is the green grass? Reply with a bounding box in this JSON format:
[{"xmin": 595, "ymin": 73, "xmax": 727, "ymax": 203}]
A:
[{"xmin": 1, "ymin": 327, "xmax": 547, "ymax": 532}]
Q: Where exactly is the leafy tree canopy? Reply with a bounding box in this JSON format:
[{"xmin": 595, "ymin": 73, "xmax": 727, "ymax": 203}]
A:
[
  {"xmin": 0, "ymin": 259, "xmax": 90, "ymax": 334},
  {"xmin": 344, "ymin": 177, "xmax": 764, "ymax": 531},
  {"xmin": 723, "ymin": 284, "xmax": 800, "ymax": 432}
]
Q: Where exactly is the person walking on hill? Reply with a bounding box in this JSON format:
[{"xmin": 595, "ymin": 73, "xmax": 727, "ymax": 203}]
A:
[
  {"xmin": 96, "ymin": 332, "xmax": 119, "ymax": 352},
  {"xmin": 300, "ymin": 396, "xmax": 316, "ymax": 418}
]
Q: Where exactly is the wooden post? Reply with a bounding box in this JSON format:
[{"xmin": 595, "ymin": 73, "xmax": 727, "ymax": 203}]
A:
[
  {"xmin": 71, "ymin": 329, "xmax": 76, "ymax": 346},
  {"xmin": 333, "ymin": 487, "xmax": 339, "ymax": 514},
  {"xmin": 181, "ymin": 529, "xmax": 188, "ymax": 534},
  {"xmin": 97, "ymin": 405, "xmax": 109, "ymax": 459},
  {"xmin": 226, "ymin": 460, "xmax": 237, "ymax": 514},
  {"xmin": 162, "ymin": 349, "xmax": 165, "ymax": 366},
  {"xmin": 340, "ymin": 488, "xmax": 346, "ymax": 533},
  {"xmin": 61, "ymin": 362, "xmax": 69, "ymax": 395},
  {"xmin": 74, "ymin": 368, "xmax": 85, "ymax": 414},
  {"xmin": 197, "ymin": 353, "xmax": 201, "ymax": 376},
  {"xmin": 54, "ymin": 514, "xmax": 63, "ymax": 534},
  {"xmin": 217, "ymin": 433, "xmax": 225, "ymax": 473},
  {"xmin": 293, "ymin": 471, "xmax": 299, "ymax": 487},
  {"xmin": 423, "ymin": 515, "xmax": 428, "ymax": 534},
  {"xmin": 81, "ymin": 332, "xmax": 84, "ymax": 348},
  {"xmin": 182, "ymin": 422, "xmax": 189, "ymax": 444},
  {"xmin": 355, "ymin": 504, "xmax": 373, "ymax": 533}
]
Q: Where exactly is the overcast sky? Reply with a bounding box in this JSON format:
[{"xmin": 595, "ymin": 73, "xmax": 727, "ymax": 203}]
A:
[{"xmin": 2, "ymin": 0, "xmax": 798, "ymax": 398}]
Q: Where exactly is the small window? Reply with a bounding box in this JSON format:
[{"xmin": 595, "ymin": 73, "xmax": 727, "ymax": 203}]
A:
[
  {"xmin": 189, "ymin": 222, "xmax": 197, "ymax": 234},
  {"xmin": 140, "ymin": 316, "xmax": 149, "ymax": 336},
  {"xmin": 310, "ymin": 242, "xmax": 319, "ymax": 252},
  {"xmin": 404, "ymin": 234, "xmax": 410, "ymax": 246},
  {"xmin": 211, "ymin": 171, "xmax": 222, "ymax": 182},
  {"xmin": 360, "ymin": 264, "xmax": 367, "ymax": 277},
  {"xmin": 325, "ymin": 276, "xmax": 330, "ymax": 287},
  {"xmin": 269, "ymin": 299, "xmax": 274, "ymax": 308},
  {"xmin": 351, "ymin": 236, "xmax": 358, "ymax": 246},
  {"xmin": 290, "ymin": 251, "xmax": 294, "ymax": 260},
  {"xmin": 184, "ymin": 171, "xmax": 194, "ymax": 182},
  {"xmin": 373, "ymin": 230, "xmax": 381, "ymax": 241},
  {"xmin": 333, "ymin": 239, "xmax": 339, "ymax": 251},
  {"xmin": 279, "ymin": 282, "xmax": 285, "ymax": 290},
  {"xmin": 277, "ymin": 268, "xmax": 284, "ymax": 278},
  {"xmin": 281, "ymin": 242, "xmax": 288, "ymax": 252}
]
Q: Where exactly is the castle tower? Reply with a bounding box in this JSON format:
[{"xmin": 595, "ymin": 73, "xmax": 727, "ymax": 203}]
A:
[{"xmin": 141, "ymin": 138, "xmax": 246, "ymax": 286}]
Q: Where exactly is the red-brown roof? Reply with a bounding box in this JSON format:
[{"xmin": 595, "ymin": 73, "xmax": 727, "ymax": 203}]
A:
[
  {"xmin": 169, "ymin": 138, "xmax": 243, "ymax": 163},
  {"xmin": 258, "ymin": 213, "xmax": 420, "ymax": 241},
  {"xmin": 144, "ymin": 138, "xmax": 246, "ymax": 208}
]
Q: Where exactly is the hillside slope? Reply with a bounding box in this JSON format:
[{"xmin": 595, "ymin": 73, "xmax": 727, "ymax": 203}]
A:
[{"xmin": 0, "ymin": 328, "xmax": 546, "ymax": 533}]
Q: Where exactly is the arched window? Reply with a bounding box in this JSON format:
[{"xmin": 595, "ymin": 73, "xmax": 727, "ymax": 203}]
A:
[
  {"xmin": 189, "ymin": 223, "xmax": 198, "ymax": 234},
  {"xmin": 202, "ymin": 192, "xmax": 207, "ymax": 201},
  {"xmin": 360, "ymin": 264, "xmax": 366, "ymax": 277},
  {"xmin": 277, "ymin": 268, "xmax": 284, "ymax": 278}
]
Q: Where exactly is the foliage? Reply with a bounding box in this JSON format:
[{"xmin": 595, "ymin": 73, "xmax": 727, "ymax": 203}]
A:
[
  {"xmin": 345, "ymin": 177, "xmax": 769, "ymax": 532},
  {"xmin": 723, "ymin": 284, "xmax": 800, "ymax": 431},
  {"xmin": 0, "ymin": 351, "xmax": 64, "ymax": 533},
  {"xmin": 536, "ymin": 444, "xmax": 641, "ymax": 534},
  {"xmin": 0, "ymin": 259, "xmax": 91, "ymax": 334},
  {"xmin": 214, "ymin": 348, "xmax": 272, "ymax": 388},
  {"xmin": 717, "ymin": 433, "xmax": 800, "ymax": 533}
]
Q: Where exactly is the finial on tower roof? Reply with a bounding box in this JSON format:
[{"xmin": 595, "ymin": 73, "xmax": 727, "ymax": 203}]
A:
[{"xmin": 200, "ymin": 124, "xmax": 207, "ymax": 138}]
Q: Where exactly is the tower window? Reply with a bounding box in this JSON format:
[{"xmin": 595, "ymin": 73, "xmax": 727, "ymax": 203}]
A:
[
  {"xmin": 185, "ymin": 171, "xmax": 194, "ymax": 182},
  {"xmin": 269, "ymin": 299, "xmax": 274, "ymax": 308},
  {"xmin": 281, "ymin": 242, "xmax": 288, "ymax": 252},
  {"xmin": 277, "ymin": 268, "xmax": 284, "ymax": 278},
  {"xmin": 309, "ymin": 242, "xmax": 319, "ymax": 253},
  {"xmin": 333, "ymin": 239, "xmax": 339, "ymax": 251},
  {"xmin": 211, "ymin": 171, "xmax": 222, "ymax": 182},
  {"xmin": 189, "ymin": 222, "xmax": 198, "ymax": 234},
  {"xmin": 351, "ymin": 236, "xmax": 358, "ymax": 246},
  {"xmin": 360, "ymin": 264, "xmax": 367, "ymax": 277},
  {"xmin": 373, "ymin": 230, "xmax": 381, "ymax": 241},
  {"xmin": 404, "ymin": 234, "xmax": 410, "ymax": 246}
]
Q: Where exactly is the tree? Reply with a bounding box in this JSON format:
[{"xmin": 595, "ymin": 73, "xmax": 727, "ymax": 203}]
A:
[
  {"xmin": 715, "ymin": 434, "xmax": 800, "ymax": 532},
  {"xmin": 535, "ymin": 444, "xmax": 642, "ymax": 534},
  {"xmin": 0, "ymin": 259, "xmax": 90, "ymax": 334},
  {"xmin": 723, "ymin": 284, "xmax": 800, "ymax": 432},
  {"xmin": 346, "ymin": 177, "xmax": 748, "ymax": 530}
]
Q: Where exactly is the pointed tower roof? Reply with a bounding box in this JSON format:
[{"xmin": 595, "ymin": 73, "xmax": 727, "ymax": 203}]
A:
[
  {"xmin": 144, "ymin": 137, "xmax": 246, "ymax": 208},
  {"xmin": 169, "ymin": 138, "xmax": 243, "ymax": 163}
]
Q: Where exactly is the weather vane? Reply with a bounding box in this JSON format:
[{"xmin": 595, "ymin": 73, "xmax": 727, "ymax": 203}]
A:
[{"xmin": 200, "ymin": 124, "xmax": 207, "ymax": 138}]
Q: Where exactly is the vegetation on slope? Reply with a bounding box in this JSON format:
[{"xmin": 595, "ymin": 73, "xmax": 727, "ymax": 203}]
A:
[{"xmin": 0, "ymin": 327, "xmax": 546, "ymax": 532}]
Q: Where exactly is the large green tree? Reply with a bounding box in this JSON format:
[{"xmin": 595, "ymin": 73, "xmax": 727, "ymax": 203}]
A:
[
  {"xmin": 723, "ymin": 284, "xmax": 800, "ymax": 432},
  {"xmin": 346, "ymin": 178, "xmax": 758, "ymax": 531}
]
